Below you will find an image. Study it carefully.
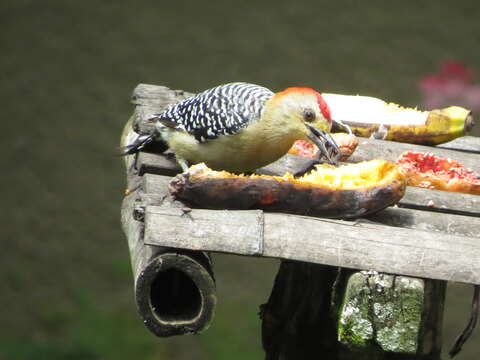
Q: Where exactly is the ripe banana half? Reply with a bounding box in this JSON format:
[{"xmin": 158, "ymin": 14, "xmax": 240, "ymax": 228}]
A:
[{"xmin": 323, "ymin": 93, "xmax": 474, "ymax": 145}]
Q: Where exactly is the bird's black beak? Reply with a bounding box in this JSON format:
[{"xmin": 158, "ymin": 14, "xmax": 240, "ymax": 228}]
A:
[{"xmin": 306, "ymin": 124, "xmax": 341, "ymax": 165}]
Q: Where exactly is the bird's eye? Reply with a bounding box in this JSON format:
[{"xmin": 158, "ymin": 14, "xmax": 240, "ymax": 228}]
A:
[{"xmin": 303, "ymin": 109, "xmax": 316, "ymax": 122}]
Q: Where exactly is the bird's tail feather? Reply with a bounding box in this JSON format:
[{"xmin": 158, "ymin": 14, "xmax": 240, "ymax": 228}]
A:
[{"xmin": 121, "ymin": 132, "xmax": 167, "ymax": 155}]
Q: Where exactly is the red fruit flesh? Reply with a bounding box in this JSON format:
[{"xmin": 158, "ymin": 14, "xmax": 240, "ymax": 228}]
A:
[
  {"xmin": 290, "ymin": 140, "xmax": 318, "ymax": 157},
  {"xmin": 397, "ymin": 151, "xmax": 480, "ymax": 195}
]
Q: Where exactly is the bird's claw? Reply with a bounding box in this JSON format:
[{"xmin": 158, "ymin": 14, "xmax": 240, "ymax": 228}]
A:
[{"xmin": 293, "ymin": 158, "xmax": 324, "ymax": 177}]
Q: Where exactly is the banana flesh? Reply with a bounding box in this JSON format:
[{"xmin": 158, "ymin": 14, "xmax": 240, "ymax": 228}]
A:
[{"xmin": 323, "ymin": 93, "xmax": 474, "ymax": 145}]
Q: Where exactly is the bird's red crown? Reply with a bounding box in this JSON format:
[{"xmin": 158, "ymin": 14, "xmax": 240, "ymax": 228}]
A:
[{"xmin": 276, "ymin": 87, "xmax": 332, "ymax": 123}]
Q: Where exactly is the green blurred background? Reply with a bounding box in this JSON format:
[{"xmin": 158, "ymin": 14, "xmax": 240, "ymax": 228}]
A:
[{"xmin": 2, "ymin": 1, "xmax": 479, "ymax": 359}]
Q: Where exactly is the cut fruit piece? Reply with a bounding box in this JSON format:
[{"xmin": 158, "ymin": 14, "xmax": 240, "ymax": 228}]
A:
[
  {"xmin": 289, "ymin": 133, "xmax": 359, "ymax": 160},
  {"xmin": 169, "ymin": 160, "xmax": 406, "ymax": 219},
  {"xmin": 397, "ymin": 151, "xmax": 480, "ymax": 195},
  {"xmin": 323, "ymin": 93, "xmax": 474, "ymax": 145}
]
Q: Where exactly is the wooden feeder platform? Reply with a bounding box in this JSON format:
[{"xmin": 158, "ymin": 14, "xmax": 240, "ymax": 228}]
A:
[{"xmin": 121, "ymin": 84, "xmax": 480, "ymax": 359}]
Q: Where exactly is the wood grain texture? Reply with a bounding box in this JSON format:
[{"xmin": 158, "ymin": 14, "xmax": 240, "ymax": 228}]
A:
[
  {"xmin": 263, "ymin": 213, "xmax": 480, "ymax": 285},
  {"xmin": 136, "ymin": 151, "xmax": 315, "ymax": 177},
  {"xmin": 143, "ymin": 206, "xmax": 480, "ymax": 285},
  {"xmin": 138, "ymin": 152, "xmax": 181, "ymax": 177},
  {"xmin": 367, "ymin": 207, "xmax": 480, "ymax": 238},
  {"xmin": 132, "ymin": 83, "xmax": 194, "ymax": 107},
  {"xmin": 145, "ymin": 207, "xmax": 264, "ymax": 256},
  {"xmin": 400, "ymin": 187, "xmax": 480, "ymax": 217},
  {"xmin": 437, "ymin": 136, "xmax": 480, "ymax": 153},
  {"xmin": 132, "ymin": 84, "xmax": 194, "ymax": 135}
]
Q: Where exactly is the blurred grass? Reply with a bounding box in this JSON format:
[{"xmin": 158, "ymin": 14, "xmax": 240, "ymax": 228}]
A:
[{"xmin": 1, "ymin": 0, "xmax": 479, "ymax": 359}]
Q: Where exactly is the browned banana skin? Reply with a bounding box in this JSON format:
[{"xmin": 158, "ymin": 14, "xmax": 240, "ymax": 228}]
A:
[{"xmin": 169, "ymin": 169, "xmax": 406, "ymax": 219}]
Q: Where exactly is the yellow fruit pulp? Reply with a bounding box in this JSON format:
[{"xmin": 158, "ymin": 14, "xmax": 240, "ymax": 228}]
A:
[
  {"xmin": 189, "ymin": 159, "xmax": 405, "ymax": 190},
  {"xmin": 291, "ymin": 159, "xmax": 404, "ymax": 189}
]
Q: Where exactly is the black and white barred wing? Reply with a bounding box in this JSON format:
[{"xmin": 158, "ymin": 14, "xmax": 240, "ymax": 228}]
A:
[{"xmin": 152, "ymin": 82, "xmax": 274, "ymax": 142}]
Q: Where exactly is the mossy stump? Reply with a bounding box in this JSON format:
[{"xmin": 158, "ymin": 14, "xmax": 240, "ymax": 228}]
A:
[
  {"xmin": 261, "ymin": 263, "xmax": 446, "ymax": 360},
  {"xmin": 338, "ymin": 272, "xmax": 445, "ymax": 359}
]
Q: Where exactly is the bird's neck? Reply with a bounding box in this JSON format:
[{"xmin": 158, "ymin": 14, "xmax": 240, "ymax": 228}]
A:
[{"xmin": 260, "ymin": 99, "xmax": 307, "ymax": 143}]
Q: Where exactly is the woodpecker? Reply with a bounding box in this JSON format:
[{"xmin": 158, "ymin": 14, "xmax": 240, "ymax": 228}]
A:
[{"xmin": 124, "ymin": 82, "xmax": 340, "ymax": 173}]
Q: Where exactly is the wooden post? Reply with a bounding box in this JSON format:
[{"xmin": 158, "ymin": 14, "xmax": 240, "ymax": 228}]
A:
[
  {"xmin": 120, "ymin": 86, "xmax": 217, "ymax": 336},
  {"xmin": 121, "ymin": 182, "xmax": 217, "ymax": 336},
  {"xmin": 260, "ymin": 262, "xmax": 340, "ymax": 359}
]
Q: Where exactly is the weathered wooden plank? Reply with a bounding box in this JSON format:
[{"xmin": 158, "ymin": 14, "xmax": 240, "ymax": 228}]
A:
[
  {"xmin": 367, "ymin": 207, "xmax": 480, "ymax": 238},
  {"xmin": 437, "ymin": 135, "xmax": 480, "ymax": 153},
  {"xmin": 137, "ymin": 152, "xmax": 180, "ymax": 177},
  {"xmin": 400, "ymin": 187, "xmax": 480, "ymax": 217},
  {"xmin": 136, "ymin": 149, "xmax": 314, "ymax": 178},
  {"xmin": 263, "ymin": 214, "xmax": 480, "ymax": 285},
  {"xmin": 254, "ymin": 154, "xmax": 314, "ymax": 176},
  {"xmin": 143, "ymin": 173, "xmax": 172, "ymax": 194},
  {"xmin": 132, "ymin": 83, "xmax": 194, "ymax": 107},
  {"xmin": 132, "ymin": 84, "xmax": 195, "ymax": 134},
  {"xmin": 143, "ymin": 206, "xmax": 480, "ymax": 285},
  {"xmin": 351, "ymin": 137, "xmax": 480, "ymax": 173},
  {"xmin": 145, "ymin": 207, "xmax": 264, "ymax": 256}
]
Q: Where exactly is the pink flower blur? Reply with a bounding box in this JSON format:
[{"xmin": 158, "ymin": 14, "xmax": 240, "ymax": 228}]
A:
[{"xmin": 419, "ymin": 60, "xmax": 480, "ymax": 111}]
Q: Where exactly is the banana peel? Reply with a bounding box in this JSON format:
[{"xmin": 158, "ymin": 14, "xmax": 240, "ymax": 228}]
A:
[
  {"xmin": 169, "ymin": 160, "xmax": 406, "ymax": 219},
  {"xmin": 323, "ymin": 93, "xmax": 474, "ymax": 145}
]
